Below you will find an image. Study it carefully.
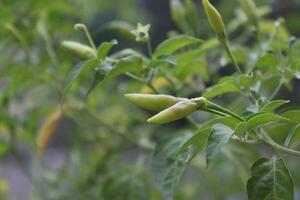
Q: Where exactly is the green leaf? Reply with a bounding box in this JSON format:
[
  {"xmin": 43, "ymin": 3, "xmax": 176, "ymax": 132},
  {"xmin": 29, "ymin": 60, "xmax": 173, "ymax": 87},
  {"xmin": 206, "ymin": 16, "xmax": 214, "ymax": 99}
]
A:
[
  {"xmin": 199, "ymin": 116, "xmax": 241, "ymax": 130},
  {"xmin": 260, "ymin": 100, "xmax": 289, "ymax": 112},
  {"xmin": 235, "ymin": 122, "xmax": 247, "ymax": 135},
  {"xmin": 85, "ymin": 56, "xmax": 143, "ymax": 94},
  {"xmin": 282, "ymin": 109, "xmax": 300, "ymax": 123},
  {"xmin": 246, "ymin": 103, "xmax": 260, "ymax": 114},
  {"xmin": 246, "ymin": 113, "xmax": 290, "ymax": 131},
  {"xmin": 175, "ymin": 59, "xmax": 209, "ymax": 81},
  {"xmin": 247, "ymin": 157, "xmax": 294, "ymax": 200},
  {"xmin": 153, "ymin": 35, "xmax": 203, "ymax": 58},
  {"xmin": 111, "ymin": 48, "xmax": 145, "ymax": 60},
  {"xmin": 284, "ymin": 124, "xmax": 300, "ymax": 147},
  {"xmin": 151, "ymin": 133, "xmax": 191, "ymax": 200},
  {"xmin": 175, "ymin": 38, "xmax": 218, "ymax": 64},
  {"xmin": 203, "ymin": 78, "xmax": 240, "ymax": 99},
  {"xmin": 64, "ymin": 58, "xmax": 100, "ymax": 92},
  {"xmin": 254, "ymin": 53, "xmax": 279, "ymax": 71},
  {"xmin": 97, "ymin": 39, "xmax": 118, "ymax": 59},
  {"xmin": 205, "ymin": 124, "xmax": 234, "ymax": 166},
  {"xmin": 148, "ymin": 55, "xmax": 177, "ymax": 68},
  {"xmin": 86, "ymin": 67, "xmax": 108, "ymax": 96},
  {"xmin": 238, "ymin": 74, "xmax": 252, "ymax": 90},
  {"xmin": 176, "ymin": 127, "xmax": 212, "ymax": 163},
  {"xmin": 102, "ymin": 55, "xmax": 143, "ymax": 85}
]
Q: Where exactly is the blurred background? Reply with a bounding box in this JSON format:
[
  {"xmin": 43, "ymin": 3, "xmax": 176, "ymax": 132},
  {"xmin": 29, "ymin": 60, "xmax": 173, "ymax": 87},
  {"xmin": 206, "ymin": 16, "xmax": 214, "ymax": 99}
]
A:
[{"xmin": 0, "ymin": 0, "xmax": 300, "ymax": 199}]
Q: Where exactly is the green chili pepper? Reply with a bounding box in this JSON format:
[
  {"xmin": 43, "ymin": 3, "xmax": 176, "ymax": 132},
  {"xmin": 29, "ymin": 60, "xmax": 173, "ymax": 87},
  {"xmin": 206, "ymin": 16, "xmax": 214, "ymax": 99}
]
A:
[
  {"xmin": 202, "ymin": 0, "xmax": 226, "ymax": 40},
  {"xmin": 125, "ymin": 93, "xmax": 185, "ymax": 111},
  {"xmin": 62, "ymin": 40, "xmax": 97, "ymax": 60},
  {"xmin": 147, "ymin": 100, "xmax": 198, "ymax": 124}
]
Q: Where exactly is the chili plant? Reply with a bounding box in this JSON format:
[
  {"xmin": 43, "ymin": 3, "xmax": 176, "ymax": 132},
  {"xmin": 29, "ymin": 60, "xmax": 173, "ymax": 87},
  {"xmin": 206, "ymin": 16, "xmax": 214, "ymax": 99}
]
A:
[
  {"xmin": 61, "ymin": 0, "xmax": 300, "ymax": 199},
  {"xmin": 1, "ymin": 0, "xmax": 300, "ymax": 199}
]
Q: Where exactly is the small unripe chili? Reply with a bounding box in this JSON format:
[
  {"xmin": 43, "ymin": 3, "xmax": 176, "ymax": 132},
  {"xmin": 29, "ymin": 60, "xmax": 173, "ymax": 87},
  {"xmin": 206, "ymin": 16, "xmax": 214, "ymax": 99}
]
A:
[
  {"xmin": 147, "ymin": 100, "xmax": 198, "ymax": 124},
  {"xmin": 125, "ymin": 93, "xmax": 185, "ymax": 111}
]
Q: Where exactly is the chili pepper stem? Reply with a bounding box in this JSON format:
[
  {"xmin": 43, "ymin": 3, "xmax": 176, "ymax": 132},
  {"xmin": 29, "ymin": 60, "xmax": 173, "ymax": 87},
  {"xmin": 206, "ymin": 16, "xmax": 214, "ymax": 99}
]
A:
[
  {"xmin": 206, "ymin": 101, "xmax": 244, "ymax": 121},
  {"xmin": 202, "ymin": 108, "xmax": 227, "ymax": 116},
  {"xmin": 220, "ymin": 39, "xmax": 242, "ymax": 74}
]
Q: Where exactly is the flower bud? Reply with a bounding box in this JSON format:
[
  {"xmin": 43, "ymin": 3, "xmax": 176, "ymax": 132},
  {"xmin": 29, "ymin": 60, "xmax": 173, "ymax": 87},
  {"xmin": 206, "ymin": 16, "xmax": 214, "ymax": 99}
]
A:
[
  {"xmin": 62, "ymin": 40, "xmax": 96, "ymax": 60},
  {"xmin": 125, "ymin": 93, "xmax": 183, "ymax": 111},
  {"xmin": 147, "ymin": 100, "xmax": 198, "ymax": 124},
  {"xmin": 74, "ymin": 23, "xmax": 85, "ymax": 31},
  {"xmin": 202, "ymin": 0, "xmax": 226, "ymax": 40}
]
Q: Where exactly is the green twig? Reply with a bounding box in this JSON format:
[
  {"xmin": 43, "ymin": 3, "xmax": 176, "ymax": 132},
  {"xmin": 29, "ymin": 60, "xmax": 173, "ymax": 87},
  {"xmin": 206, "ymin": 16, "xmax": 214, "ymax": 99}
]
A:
[
  {"xmin": 186, "ymin": 116, "xmax": 200, "ymax": 129},
  {"xmin": 258, "ymin": 130, "xmax": 300, "ymax": 157},
  {"xmin": 202, "ymin": 107, "xmax": 227, "ymax": 117},
  {"xmin": 146, "ymin": 39, "xmax": 153, "ymax": 58},
  {"xmin": 220, "ymin": 39, "xmax": 242, "ymax": 74},
  {"xmin": 206, "ymin": 101, "xmax": 244, "ymax": 121},
  {"xmin": 126, "ymin": 72, "xmax": 146, "ymax": 83},
  {"xmin": 268, "ymin": 80, "xmax": 283, "ymax": 101}
]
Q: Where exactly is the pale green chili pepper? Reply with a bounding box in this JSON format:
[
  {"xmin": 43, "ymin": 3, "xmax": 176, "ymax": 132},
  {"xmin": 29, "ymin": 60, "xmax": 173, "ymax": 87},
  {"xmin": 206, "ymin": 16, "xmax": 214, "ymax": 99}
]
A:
[
  {"xmin": 147, "ymin": 100, "xmax": 198, "ymax": 124},
  {"xmin": 62, "ymin": 40, "xmax": 97, "ymax": 60},
  {"xmin": 202, "ymin": 0, "xmax": 226, "ymax": 40},
  {"xmin": 125, "ymin": 93, "xmax": 185, "ymax": 111}
]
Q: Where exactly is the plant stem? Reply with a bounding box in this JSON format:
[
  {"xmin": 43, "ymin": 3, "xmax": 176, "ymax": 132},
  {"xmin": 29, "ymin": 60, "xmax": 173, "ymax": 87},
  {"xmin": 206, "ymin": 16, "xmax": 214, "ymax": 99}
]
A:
[
  {"xmin": 125, "ymin": 72, "xmax": 160, "ymax": 94},
  {"xmin": 258, "ymin": 130, "xmax": 300, "ymax": 157},
  {"xmin": 221, "ymin": 39, "xmax": 242, "ymax": 74},
  {"xmin": 126, "ymin": 72, "xmax": 146, "ymax": 83},
  {"xmin": 206, "ymin": 101, "xmax": 244, "ymax": 121},
  {"xmin": 187, "ymin": 116, "xmax": 200, "ymax": 129},
  {"xmin": 202, "ymin": 107, "xmax": 227, "ymax": 117},
  {"xmin": 75, "ymin": 23, "xmax": 97, "ymax": 50},
  {"xmin": 148, "ymin": 83, "xmax": 160, "ymax": 94},
  {"xmin": 146, "ymin": 39, "xmax": 153, "ymax": 58},
  {"xmin": 268, "ymin": 80, "xmax": 283, "ymax": 101}
]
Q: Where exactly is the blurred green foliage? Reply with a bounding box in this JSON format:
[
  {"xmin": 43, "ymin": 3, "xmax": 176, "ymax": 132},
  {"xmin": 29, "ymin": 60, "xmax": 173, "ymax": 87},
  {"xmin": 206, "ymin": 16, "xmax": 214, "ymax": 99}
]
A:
[{"xmin": 1, "ymin": 0, "xmax": 300, "ymax": 200}]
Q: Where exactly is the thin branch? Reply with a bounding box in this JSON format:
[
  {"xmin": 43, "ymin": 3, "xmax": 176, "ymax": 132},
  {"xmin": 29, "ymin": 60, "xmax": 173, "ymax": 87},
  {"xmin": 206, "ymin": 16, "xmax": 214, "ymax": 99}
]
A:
[
  {"xmin": 257, "ymin": 130, "xmax": 300, "ymax": 157},
  {"xmin": 221, "ymin": 39, "xmax": 242, "ymax": 74},
  {"xmin": 74, "ymin": 23, "xmax": 97, "ymax": 50}
]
